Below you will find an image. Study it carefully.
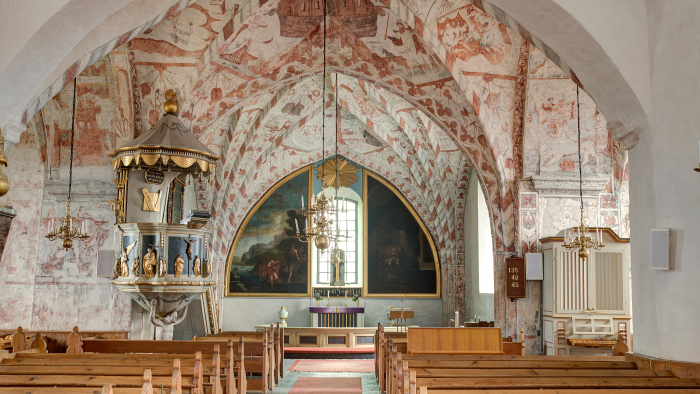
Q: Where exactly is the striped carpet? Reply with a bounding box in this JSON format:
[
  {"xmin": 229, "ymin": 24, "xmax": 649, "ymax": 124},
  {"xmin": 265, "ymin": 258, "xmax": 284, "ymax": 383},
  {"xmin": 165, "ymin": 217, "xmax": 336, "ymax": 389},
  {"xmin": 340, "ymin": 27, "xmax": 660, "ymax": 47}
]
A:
[
  {"xmin": 288, "ymin": 359, "xmax": 375, "ymax": 373},
  {"xmin": 289, "ymin": 377, "xmax": 362, "ymax": 393}
]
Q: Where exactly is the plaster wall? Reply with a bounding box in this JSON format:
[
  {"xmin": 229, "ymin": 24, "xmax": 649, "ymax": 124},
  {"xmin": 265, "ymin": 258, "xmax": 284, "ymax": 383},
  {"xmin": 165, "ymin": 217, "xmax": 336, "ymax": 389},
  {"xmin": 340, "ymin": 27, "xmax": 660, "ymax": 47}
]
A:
[
  {"xmin": 222, "ymin": 297, "xmax": 443, "ymax": 331},
  {"xmin": 552, "ymin": 0, "xmax": 651, "ymax": 118},
  {"xmin": 627, "ymin": 0, "xmax": 700, "ymax": 363}
]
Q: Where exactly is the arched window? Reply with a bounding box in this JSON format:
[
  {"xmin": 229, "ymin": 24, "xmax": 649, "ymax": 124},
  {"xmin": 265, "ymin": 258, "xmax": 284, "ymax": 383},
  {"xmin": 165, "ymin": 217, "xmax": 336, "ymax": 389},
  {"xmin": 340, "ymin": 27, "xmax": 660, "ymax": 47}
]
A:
[{"xmin": 317, "ymin": 198, "xmax": 358, "ymax": 284}]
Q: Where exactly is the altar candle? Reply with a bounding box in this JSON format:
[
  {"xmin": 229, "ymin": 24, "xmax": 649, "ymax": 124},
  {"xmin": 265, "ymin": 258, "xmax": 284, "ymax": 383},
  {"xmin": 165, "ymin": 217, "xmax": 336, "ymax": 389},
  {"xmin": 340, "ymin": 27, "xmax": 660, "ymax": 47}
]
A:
[
  {"xmin": 455, "ymin": 311, "xmax": 459, "ymax": 328},
  {"xmin": 295, "ymin": 218, "xmax": 299, "ymax": 232}
]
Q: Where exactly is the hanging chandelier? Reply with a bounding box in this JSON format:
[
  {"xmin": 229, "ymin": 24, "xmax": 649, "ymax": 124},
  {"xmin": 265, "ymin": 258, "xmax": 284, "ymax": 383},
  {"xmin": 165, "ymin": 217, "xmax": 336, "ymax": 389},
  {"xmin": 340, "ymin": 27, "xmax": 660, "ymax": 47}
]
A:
[
  {"xmin": 45, "ymin": 79, "xmax": 89, "ymax": 250},
  {"xmin": 563, "ymin": 86, "xmax": 604, "ymax": 258},
  {"xmin": 292, "ymin": 0, "xmax": 337, "ymax": 251}
]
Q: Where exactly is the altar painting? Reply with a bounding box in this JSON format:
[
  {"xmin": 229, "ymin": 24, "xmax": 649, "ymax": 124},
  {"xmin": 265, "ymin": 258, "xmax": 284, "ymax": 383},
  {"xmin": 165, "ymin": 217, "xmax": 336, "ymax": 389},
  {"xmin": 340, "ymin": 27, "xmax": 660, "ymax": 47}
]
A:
[
  {"xmin": 365, "ymin": 172, "xmax": 439, "ymax": 295},
  {"xmin": 227, "ymin": 168, "xmax": 311, "ymax": 296}
]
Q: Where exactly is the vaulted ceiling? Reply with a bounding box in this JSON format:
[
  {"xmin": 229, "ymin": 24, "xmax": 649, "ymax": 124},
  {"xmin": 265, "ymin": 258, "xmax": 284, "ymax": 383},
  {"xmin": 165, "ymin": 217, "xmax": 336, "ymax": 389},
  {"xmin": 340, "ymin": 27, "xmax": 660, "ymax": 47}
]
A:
[{"xmin": 11, "ymin": 0, "xmax": 599, "ymax": 261}]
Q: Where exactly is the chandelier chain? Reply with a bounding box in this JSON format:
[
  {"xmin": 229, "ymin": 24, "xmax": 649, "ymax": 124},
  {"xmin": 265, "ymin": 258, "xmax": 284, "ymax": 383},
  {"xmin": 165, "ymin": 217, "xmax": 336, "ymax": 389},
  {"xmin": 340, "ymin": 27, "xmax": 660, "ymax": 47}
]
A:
[
  {"xmin": 321, "ymin": 0, "xmax": 327, "ymax": 181},
  {"xmin": 69, "ymin": 78, "xmax": 77, "ymax": 201},
  {"xmin": 577, "ymin": 86, "xmax": 583, "ymax": 211}
]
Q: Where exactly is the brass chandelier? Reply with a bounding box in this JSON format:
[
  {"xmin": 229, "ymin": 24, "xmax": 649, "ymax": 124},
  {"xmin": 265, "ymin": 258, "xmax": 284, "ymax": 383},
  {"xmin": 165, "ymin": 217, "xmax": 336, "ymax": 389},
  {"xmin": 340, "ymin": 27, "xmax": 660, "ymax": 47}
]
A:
[
  {"xmin": 46, "ymin": 79, "xmax": 89, "ymax": 250},
  {"xmin": 563, "ymin": 86, "xmax": 604, "ymax": 258},
  {"xmin": 292, "ymin": 0, "xmax": 337, "ymax": 251}
]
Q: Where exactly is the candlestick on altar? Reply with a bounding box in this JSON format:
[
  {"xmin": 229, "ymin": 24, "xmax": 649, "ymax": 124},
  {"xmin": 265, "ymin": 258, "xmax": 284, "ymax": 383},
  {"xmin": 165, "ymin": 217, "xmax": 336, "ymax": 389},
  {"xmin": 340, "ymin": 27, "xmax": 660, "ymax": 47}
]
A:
[{"xmin": 455, "ymin": 311, "xmax": 460, "ymax": 328}]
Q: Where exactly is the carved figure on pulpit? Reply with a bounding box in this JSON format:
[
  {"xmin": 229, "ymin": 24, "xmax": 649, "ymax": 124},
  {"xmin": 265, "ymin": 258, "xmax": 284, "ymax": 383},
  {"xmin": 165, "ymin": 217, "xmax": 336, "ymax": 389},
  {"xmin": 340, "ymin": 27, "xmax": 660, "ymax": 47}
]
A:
[
  {"xmin": 117, "ymin": 239, "xmax": 137, "ymax": 277},
  {"xmin": 193, "ymin": 256, "xmax": 201, "ymax": 277},
  {"xmin": 143, "ymin": 246, "xmax": 157, "ymax": 278},
  {"xmin": 149, "ymin": 299, "xmax": 188, "ymax": 340},
  {"xmin": 174, "ymin": 255, "xmax": 185, "ymax": 278},
  {"xmin": 330, "ymin": 248, "xmax": 346, "ymax": 286}
]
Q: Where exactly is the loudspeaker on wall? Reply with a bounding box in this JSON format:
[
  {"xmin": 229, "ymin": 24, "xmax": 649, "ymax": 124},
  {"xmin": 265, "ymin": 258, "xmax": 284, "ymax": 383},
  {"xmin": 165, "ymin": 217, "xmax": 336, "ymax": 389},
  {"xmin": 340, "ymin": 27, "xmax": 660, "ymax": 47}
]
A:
[
  {"xmin": 525, "ymin": 253, "xmax": 543, "ymax": 280},
  {"xmin": 650, "ymin": 228, "xmax": 670, "ymax": 270}
]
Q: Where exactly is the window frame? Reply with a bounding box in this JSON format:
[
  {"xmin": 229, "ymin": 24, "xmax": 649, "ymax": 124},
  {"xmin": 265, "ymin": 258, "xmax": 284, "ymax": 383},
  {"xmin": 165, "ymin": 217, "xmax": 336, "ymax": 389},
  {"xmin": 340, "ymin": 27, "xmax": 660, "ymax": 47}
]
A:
[{"xmin": 316, "ymin": 198, "xmax": 359, "ymax": 285}]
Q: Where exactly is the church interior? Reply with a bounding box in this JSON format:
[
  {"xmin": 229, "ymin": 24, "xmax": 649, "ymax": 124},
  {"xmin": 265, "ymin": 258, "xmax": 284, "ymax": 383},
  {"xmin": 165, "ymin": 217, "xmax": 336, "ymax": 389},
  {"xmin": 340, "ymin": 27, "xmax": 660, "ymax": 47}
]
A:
[{"xmin": 0, "ymin": 0, "xmax": 698, "ymax": 392}]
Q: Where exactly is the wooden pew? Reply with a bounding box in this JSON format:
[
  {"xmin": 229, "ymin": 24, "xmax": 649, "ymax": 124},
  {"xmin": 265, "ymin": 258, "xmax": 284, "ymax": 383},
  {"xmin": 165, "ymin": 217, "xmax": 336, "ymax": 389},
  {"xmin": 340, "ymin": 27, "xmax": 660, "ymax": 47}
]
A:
[
  {"xmin": 30, "ymin": 341, "xmax": 233, "ymax": 393},
  {"xmin": 1, "ymin": 326, "xmax": 127, "ymax": 353},
  {"xmin": 194, "ymin": 333, "xmax": 271, "ymax": 394},
  {"xmin": 409, "ymin": 372, "xmax": 700, "ymax": 394},
  {"xmin": 0, "ymin": 357, "xmax": 184, "ymax": 393},
  {"xmin": 205, "ymin": 324, "xmax": 281, "ymax": 388}
]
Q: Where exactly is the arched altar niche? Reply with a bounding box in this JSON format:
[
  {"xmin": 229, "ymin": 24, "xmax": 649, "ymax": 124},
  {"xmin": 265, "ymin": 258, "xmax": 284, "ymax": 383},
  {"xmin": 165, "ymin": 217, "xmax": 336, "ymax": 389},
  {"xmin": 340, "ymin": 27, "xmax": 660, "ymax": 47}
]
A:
[{"xmin": 224, "ymin": 158, "xmax": 440, "ymax": 298}]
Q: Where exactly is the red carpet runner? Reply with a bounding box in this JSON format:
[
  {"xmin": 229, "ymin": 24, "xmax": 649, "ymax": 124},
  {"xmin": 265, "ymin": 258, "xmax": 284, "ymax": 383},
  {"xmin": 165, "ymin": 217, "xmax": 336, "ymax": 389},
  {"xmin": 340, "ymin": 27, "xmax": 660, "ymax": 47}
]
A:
[
  {"xmin": 289, "ymin": 377, "xmax": 362, "ymax": 393},
  {"xmin": 288, "ymin": 359, "xmax": 375, "ymax": 373}
]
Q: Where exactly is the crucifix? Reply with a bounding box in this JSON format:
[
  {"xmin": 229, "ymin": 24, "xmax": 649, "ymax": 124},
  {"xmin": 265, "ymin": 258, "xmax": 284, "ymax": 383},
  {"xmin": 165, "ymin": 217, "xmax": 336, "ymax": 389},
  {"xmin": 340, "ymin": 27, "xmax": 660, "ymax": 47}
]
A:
[{"xmin": 330, "ymin": 246, "xmax": 345, "ymax": 287}]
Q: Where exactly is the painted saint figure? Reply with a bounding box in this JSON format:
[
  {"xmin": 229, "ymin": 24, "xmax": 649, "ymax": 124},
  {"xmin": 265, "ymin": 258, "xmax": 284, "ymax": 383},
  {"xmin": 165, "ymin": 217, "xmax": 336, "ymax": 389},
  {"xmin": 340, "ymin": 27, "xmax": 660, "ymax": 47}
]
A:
[{"xmin": 149, "ymin": 299, "xmax": 188, "ymax": 340}]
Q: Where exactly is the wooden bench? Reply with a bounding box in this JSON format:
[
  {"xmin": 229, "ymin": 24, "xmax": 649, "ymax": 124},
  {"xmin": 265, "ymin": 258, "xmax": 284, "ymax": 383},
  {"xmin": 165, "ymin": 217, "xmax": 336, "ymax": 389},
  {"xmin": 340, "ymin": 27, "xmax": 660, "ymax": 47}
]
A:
[
  {"xmin": 211, "ymin": 322, "xmax": 284, "ymax": 382},
  {"xmin": 70, "ymin": 340, "xmax": 237, "ymax": 393},
  {"xmin": 194, "ymin": 334, "xmax": 272, "ymax": 393},
  {"xmin": 0, "ymin": 357, "xmax": 183, "ymax": 393},
  {"xmin": 202, "ymin": 324, "xmax": 280, "ymax": 390},
  {"xmin": 1, "ymin": 326, "xmax": 127, "ymax": 353}
]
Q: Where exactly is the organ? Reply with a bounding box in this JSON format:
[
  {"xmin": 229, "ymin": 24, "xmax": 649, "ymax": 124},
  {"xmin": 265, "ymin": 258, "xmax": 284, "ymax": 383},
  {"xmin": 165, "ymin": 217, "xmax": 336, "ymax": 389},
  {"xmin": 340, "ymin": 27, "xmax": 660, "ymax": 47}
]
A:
[{"xmin": 540, "ymin": 228, "xmax": 631, "ymax": 356}]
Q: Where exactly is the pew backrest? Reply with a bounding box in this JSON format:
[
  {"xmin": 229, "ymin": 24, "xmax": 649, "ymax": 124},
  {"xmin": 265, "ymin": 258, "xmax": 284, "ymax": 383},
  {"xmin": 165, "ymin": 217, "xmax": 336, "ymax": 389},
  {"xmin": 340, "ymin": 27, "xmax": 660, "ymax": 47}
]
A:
[{"xmin": 407, "ymin": 328, "xmax": 503, "ymax": 355}]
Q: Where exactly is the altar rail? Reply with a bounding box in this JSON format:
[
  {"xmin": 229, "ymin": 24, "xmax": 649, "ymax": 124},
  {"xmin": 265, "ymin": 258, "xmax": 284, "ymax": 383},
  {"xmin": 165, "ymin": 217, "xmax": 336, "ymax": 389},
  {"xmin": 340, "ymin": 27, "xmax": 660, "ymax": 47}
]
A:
[{"xmin": 255, "ymin": 326, "xmax": 410, "ymax": 349}]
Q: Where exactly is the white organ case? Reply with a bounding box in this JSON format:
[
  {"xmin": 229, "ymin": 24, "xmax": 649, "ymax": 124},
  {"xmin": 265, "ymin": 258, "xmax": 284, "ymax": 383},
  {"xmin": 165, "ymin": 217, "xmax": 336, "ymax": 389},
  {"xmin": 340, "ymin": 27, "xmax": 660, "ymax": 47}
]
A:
[{"xmin": 540, "ymin": 228, "xmax": 631, "ymax": 356}]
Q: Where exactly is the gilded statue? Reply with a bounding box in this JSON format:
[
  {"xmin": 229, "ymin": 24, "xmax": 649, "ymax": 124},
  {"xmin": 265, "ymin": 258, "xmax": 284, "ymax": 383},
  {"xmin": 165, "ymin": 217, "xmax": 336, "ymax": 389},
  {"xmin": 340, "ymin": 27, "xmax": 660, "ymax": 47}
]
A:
[
  {"xmin": 143, "ymin": 246, "xmax": 157, "ymax": 278},
  {"xmin": 174, "ymin": 255, "xmax": 185, "ymax": 278},
  {"xmin": 193, "ymin": 256, "xmax": 200, "ymax": 277},
  {"xmin": 119, "ymin": 239, "xmax": 138, "ymax": 277}
]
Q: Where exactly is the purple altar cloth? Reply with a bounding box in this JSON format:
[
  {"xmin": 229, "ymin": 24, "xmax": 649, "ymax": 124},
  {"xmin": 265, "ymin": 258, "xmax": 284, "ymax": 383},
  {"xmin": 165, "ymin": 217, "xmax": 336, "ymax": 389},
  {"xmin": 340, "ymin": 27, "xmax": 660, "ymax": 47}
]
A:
[{"xmin": 309, "ymin": 307, "xmax": 365, "ymax": 313}]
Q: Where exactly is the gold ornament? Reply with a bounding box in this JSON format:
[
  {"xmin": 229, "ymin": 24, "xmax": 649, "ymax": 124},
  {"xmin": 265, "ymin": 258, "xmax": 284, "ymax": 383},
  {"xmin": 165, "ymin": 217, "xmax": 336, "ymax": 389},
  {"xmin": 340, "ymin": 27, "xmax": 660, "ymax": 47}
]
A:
[
  {"xmin": 141, "ymin": 188, "xmax": 161, "ymax": 212},
  {"xmin": 315, "ymin": 234, "xmax": 330, "ymax": 250},
  {"xmin": 0, "ymin": 128, "xmax": 9, "ymax": 197},
  {"xmin": 174, "ymin": 255, "xmax": 185, "ymax": 278},
  {"xmin": 132, "ymin": 258, "xmax": 141, "ymax": 276},
  {"xmin": 164, "ymin": 89, "xmax": 178, "ymax": 114},
  {"xmin": 315, "ymin": 157, "xmax": 359, "ymax": 188}
]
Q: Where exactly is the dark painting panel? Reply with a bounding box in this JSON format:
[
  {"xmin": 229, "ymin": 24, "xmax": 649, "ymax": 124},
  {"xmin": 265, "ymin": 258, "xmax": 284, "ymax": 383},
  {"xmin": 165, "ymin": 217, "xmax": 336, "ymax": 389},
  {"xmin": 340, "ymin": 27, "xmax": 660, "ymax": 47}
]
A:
[
  {"xmin": 229, "ymin": 170, "xmax": 310, "ymax": 295},
  {"xmin": 366, "ymin": 175, "xmax": 437, "ymax": 294}
]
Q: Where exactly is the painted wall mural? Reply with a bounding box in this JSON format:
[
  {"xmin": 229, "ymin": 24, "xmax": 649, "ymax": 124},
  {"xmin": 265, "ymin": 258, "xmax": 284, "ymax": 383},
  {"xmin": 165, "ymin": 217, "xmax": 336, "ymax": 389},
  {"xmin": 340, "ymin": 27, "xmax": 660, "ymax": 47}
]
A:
[
  {"xmin": 227, "ymin": 168, "xmax": 311, "ymax": 296},
  {"xmin": 1, "ymin": 0, "xmax": 632, "ymax": 354}
]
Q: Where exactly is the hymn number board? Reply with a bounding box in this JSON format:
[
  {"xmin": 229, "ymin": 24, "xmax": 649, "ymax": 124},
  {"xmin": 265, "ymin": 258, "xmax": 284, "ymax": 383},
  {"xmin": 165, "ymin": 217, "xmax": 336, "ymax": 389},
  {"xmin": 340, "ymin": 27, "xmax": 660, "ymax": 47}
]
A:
[{"xmin": 506, "ymin": 257, "xmax": 526, "ymax": 298}]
